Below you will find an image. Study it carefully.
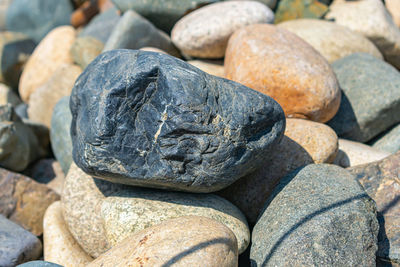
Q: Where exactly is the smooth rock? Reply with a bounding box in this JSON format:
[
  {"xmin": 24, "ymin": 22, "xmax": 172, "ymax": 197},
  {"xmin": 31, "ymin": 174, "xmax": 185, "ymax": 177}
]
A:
[
  {"xmin": 70, "ymin": 36, "xmax": 104, "ymax": 69},
  {"xmin": 0, "ymin": 215, "xmax": 42, "ymax": 267},
  {"xmin": 328, "ymin": 53, "xmax": 400, "ymax": 142},
  {"xmin": 326, "ymin": 0, "xmax": 400, "ymax": 69},
  {"xmin": 0, "ymin": 0, "xmax": 13, "ymax": 30},
  {"xmin": 226, "ymin": 0, "xmax": 276, "ymax": 9},
  {"xmin": 70, "ymin": 49, "xmax": 285, "ymax": 193},
  {"xmin": 19, "ymin": 26, "xmax": 76, "ymax": 102},
  {"xmin": 348, "ymin": 151, "xmax": 400, "ymax": 264},
  {"xmin": 14, "ymin": 102, "xmax": 27, "ymax": 118},
  {"xmin": 43, "ymin": 201, "xmax": 93, "ymax": 266},
  {"xmin": 171, "ymin": 1, "xmax": 274, "ymax": 58},
  {"xmin": 70, "ymin": 0, "xmax": 103, "ymax": 28},
  {"xmin": 17, "ymin": 261, "xmax": 62, "ymax": 267},
  {"xmin": 225, "ymin": 24, "xmax": 340, "ymax": 123},
  {"xmin": 23, "ymin": 119, "xmax": 51, "ymax": 157},
  {"xmin": 218, "ymin": 118, "xmax": 338, "ymax": 224},
  {"xmin": 103, "ymin": 10, "xmax": 179, "ymax": 56},
  {"xmin": 0, "ymin": 83, "xmax": 21, "ymax": 107},
  {"xmin": 251, "ymin": 164, "xmax": 379, "ymax": 266},
  {"xmin": 333, "ymin": 139, "xmax": 391, "ymax": 168},
  {"xmin": 62, "ymin": 163, "xmax": 250, "ymax": 256},
  {"xmin": 28, "ymin": 64, "xmax": 82, "ymax": 128},
  {"xmin": 274, "ymin": 0, "xmax": 328, "ymax": 23},
  {"xmin": 139, "ymin": 46, "xmax": 167, "ymax": 54},
  {"xmin": 50, "ymin": 97, "xmax": 72, "ymax": 175},
  {"xmin": 188, "ymin": 59, "xmax": 224, "ymax": 77},
  {"xmin": 386, "ymin": 0, "xmax": 400, "ymax": 28},
  {"xmin": 88, "ymin": 216, "xmax": 238, "ymax": 267},
  {"xmin": 0, "ymin": 32, "xmax": 35, "ymax": 88},
  {"xmin": 278, "ymin": 19, "xmax": 383, "ymax": 63},
  {"xmin": 5, "ymin": 0, "xmax": 73, "ymax": 43},
  {"xmin": 372, "ymin": 124, "xmax": 400, "ymax": 153}
]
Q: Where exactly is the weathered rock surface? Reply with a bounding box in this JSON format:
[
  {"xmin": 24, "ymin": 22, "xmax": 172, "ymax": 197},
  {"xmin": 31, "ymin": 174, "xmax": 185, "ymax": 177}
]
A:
[
  {"xmin": 278, "ymin": 19, "xmax": 383, "ymax": 63},
  {"xmin": 43, "ymin": 201, "xmax": 93, "ymax": 266},
  {"xmin": 251, "ymin": 164, "xmax": 379, "ymax": 266},
  {"xmin": 225, "ymin": 24, "xmax": 340, "ymax": 123},
  {"xmin": 0, "ymin": 83, "xmax": 21, "ymax": 107},
  {"xmin": 70, "ymin": 49, "xmax": 285, "ymax": 193},
  {"xmin": 274, "ymin": 0, "xmax": 328, "ymax": 23},
  {"xmin": 348, "ymin": 151, "xmax": 400, "ymax": 264},
  {"xmin": 0, "ymin": 215, "xmax": 42, "ymax": 267},
  {"xmin": 188, "ymin": 60, "xmax": 224, "ymax": 77},
  {"xmin": 88, "ymin": 216, "xmax": 238, "ymax": 267},
  {"xmin": 372, "ymin": 124, "xmax": 400, "ymax": 154},
  {"xmin": 328, "ymin": 53, "xmax": 400, "ymax": 142},
  {"xmin": 171, "ymin": 1, "xmax": 274, "ymax": 58},
  {"xmin": 70, "ymin": 36, "xmax": 104, "ymax": 69}
]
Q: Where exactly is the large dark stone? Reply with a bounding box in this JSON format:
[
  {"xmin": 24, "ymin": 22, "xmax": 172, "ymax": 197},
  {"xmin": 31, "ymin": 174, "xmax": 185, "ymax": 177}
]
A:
[{"xmin": 70, "ymin": 49, "xmax": 285, "ymax": 193}]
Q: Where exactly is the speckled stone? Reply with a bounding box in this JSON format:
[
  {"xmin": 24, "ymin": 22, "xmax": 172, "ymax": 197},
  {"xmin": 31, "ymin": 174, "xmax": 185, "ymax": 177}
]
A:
[
  {"xmin": 372, "ymin": 124, "xmax": 400, "ymax": 154},
  {"xmin": 188, "ymin": 60, "xmax": 224, "ymax": 77},
  {"xmin": 70, "ymin": 36, "xmax": 104, "ymax": 69},
  {"xmin": 251, "ymin": 164, "xmax": 379, "ymax": 266},
  {"xmin": 0, "ymin": 83, "xmax": 21, "ymax": 107},
  {"xmin": 328, "ymin": 53, "xmax": 400, "ymax": 142},
  {"xmin": 348, "ymin": 151, "xmax": 400, "ymax": 264},
  {"xmin": 171, "ymin": 1, "xmax": 274, "ymax": 58},
  {"xmin": 87, "ymin": 216, "xmax": 238, "ymax": 267},
  {"xmin": 224, "ymin": 24, "xmax": 340, "ymax": 123},
  {"xmin": 274, "ymin": 0, "xmax": 328, "ymax": 23},
  {"xmin": 278, "ymin": 19, "xmax": 383, "ymax": 63}
]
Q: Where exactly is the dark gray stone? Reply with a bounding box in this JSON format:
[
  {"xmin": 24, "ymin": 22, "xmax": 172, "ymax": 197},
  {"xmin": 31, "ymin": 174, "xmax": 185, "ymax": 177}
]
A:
[
  {"xmin": 17, "ymin": 261, "xmax": 62, "ymax": 267},
  {"xmin": 5, "ymin": 0, "xmax": 73, "ymax": 43},
  {"xmin": 251, "ymin": 164, "xmax": 379, "ymax": 267},
  {"xmin": 0, "ymin": 215, "xmax": 42, "ymax": 267},
  {"xmin": 70, "ymin": 49, "xmax": 285, "ymax": 193},
  {"xmin": 50, "ymin": 96, "xmax": 72, "ymax": 175},
  {"xmin": 328, "ymin": 53, "xmax": 400, "ymax": 143}
]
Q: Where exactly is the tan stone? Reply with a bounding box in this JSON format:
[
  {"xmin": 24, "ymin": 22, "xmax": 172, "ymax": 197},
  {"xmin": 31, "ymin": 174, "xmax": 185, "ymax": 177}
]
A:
[
  {"xmin": 0, "ymin": 167, "xmax": 60, "ymax": 235},
  {"xmin": 87, "ymin": 216, "xmax": 238, "ymax": 267},
  {"xmin": 44, "ymin": 201, "xmax": 93, "ymax": 266},
  {"xmin": 28, "ymin": 64, "xmax": 82, "ymax": 128},
  {"xmin": 278, "ymin": 19, "xmax": 383, "ymax": 63},
  {"xmin": 386, "ymin": 0, "xmax": 400, "ymax": 28},
  {"xmin": 188, "ymin": 60, "xmax": 225, "ymax": 77},
  {"xmin": 139, "ymin": 47, "xmax": 168, "ymax": 54},
  {"xmin": 224, "ymin": 24, "xmax": 340, "ymax": 122},
  {"xmin": 19, "ymin": 26, "xmax": 76, "ymax": 102},
  {"xmin": 0, "ymin": 83, "xmax": 21, "ymax": 107}
]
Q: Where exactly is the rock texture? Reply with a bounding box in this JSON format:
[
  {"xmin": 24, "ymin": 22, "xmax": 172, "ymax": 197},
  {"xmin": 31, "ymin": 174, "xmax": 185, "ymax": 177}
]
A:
[
  {"xmin": 70, "ymin": 36, "xmax": 104, "ymax": 69},
  {"xmin": 328, "ymin": 53, "xmax": 400, "ymax": 142},
  {"xmin": 372, "ymin": 124, "xmax": 400, "ymax": 154},
  {"xmin": 87, "ymin": 216, "xmax": 238, "ymax": 267},
  {"xmin": 188, "ymin": 60, "xmax": 224, "ymax": 77},
  {"xmin": 278, "ymin": 19, "xmax": 383, "ymax": 63},
  {"xmin": 224, "ymin": 24, "xmax": 340, "ymax": 123},
  {"xmin": 70, "ymin": 49, "xmax": 285, "ymax": 193},
  {"xmin": 348, "ymin": 151, "xmax": 400, "ymax": 264},
  {"xmin": 171, "ymin": 1, "xmax": 274, "ymax": 58},
  {"xmin": 251, "ymin": 164, "xmax": 379, "ymax": 266},
  {"xmin": 17, "ymin": 261, "xmax": 62, "ymax": 267},
  {"xmin": 274, "ymin": 0, "xmax": 328, "ymax": 23}
]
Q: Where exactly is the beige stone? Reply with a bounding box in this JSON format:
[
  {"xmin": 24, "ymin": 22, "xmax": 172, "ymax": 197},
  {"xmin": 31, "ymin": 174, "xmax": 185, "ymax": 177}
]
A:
[
  {"xmin": 43, "ymin": 201, "xmax": 93, "ymax": 266},
  {"xmin": 0, "ymin": 83, "xmax": 21, "ymax": 107},
  {"xmin": 386, "ymin": 0, "xmax": 400, "ymax": 28},
  {"xmin": 19, "ymin": 26, "xmax": 76, "ymax": 102},
  {"xmin": 278, "ymin": 19, "xmax": 383, "ymax": 63},
  {"xmin": 139, "ymin": 47, "xmax": 168, "ymax": 54},
  {"xmin": 87, "ymin": 216, "xmax": 238, "ymax": 267},
  {"xmin": 188, "ymin": 60, "xmax": 225, "ymax": 77}
]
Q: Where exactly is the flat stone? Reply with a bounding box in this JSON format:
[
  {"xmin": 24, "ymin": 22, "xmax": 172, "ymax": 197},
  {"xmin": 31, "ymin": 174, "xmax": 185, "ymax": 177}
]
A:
[
  {"xmin": 50, "ymin": 97, "xmax": 72, "ymax": 175},
  {"xmin": 0, "ymin": 83, "xmax": 21, "ymax": 107},
  {"xmin": 28, "ymin": 64, "xmax": 82, "ymax": 128},
  {"xmin": 218, "ymin": 118, "xmax": 338, "ymax": 224},
  {"xmin": 188, "ymin": 60, "xmax": 224, "ymax": 77},
  {"xmin": 19, "ymin": 26, "xmax": 76, "ymax": 102},
  {"xmin": 71, "ymin": 36, "xmax": 104, "ymax": 69},
  {"xmin": 251, "ymin": 164, "xmax": 379, "ymax": 266},
  {"xmin": 17, "ymin": 261, "xmax": 62, "ymax": 267},
  {"xmin": 328, "ymin": 53, "xmax": 400, "ymax": 142},
  {"xmin": 326, "ymin": 0, "xmax": 400, "ymax": 69},
  {"xmin": 87, "ymin": 216, "xmax": 238, "ymax": 267},
  {"xmin": 278, "ymin": 19, "xmax": 383, "ymax": 63},
  {"xmin": 103, "ymin": 10, "xmax": 179, "ymax": 57},
  {"xmin": 386, "ymin": 0, "xmax": 400, "ymax": 28},
  {"xmin": 225, "ymin": 24, "xmax": 340, "ymax": 123},
  {"xmin": 43, "ymin": 201, "xmax": 93, "ymax": 266},
  {"xmin": 5, "ymin": 0, "xmax": 73, "ymax": 43},
  {"xmin": 62, "ymin": 163, "xmax": 250, "ymax": 256},
  {"xmin": 372, "ymin": 124, "xmax": 400, "ymax": 154},
  {"xmin": 171, "ymin": 1, "xmax": 274, "ymax": 58},
  {"xmin": 274, "ymin": 0, "xmax": 328, "ymax": 23},
  {"xmin": 0, "ymin": 215, "xmax": 42, "ymax": 267},
  {"xmin": 70, "ymin": 49, "xmax": 285, "ymax": 193},
  {"xmin": 348, "ymin": 151, "xmax": 400, "ymax": 264},
  {"xmin": 333, "ymin": 139, "xmax": 391, "ymax": 168}
]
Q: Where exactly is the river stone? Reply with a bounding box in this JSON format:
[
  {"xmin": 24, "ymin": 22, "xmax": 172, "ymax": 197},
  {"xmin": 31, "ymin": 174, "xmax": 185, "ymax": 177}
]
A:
[
  {"xmin": 225, "ymin": 24, "xmax": 340, "ymax": 123},
  {"xmin": 326, "ymin": 0, "xmax": 400, "ymax": 69},
  {"xmin": 28, "ymin": 64, "xmax": 82, "ymax": 128},
  {"xmin": 17, "ymin": 261, "xmax": 62, "ymax": 267},
  {"xmin": 19, "ymin": 26, "xmax": 76, "ymax": 102},
  {"xmin": 0, "ymin": 83, "xmax": 21, "ymax": 107},
  {"xmin": 171, "ymin": 1, "xmax": 274, "ymax": 58},
  {"xmin": 274, "ymin": 0, "xmax": 328, "ymax": 23},
  {"xmin": 278, "ymin": 19, "xmax": 383, "ymax": 63},
  {"xmin": 88, "ymin": 216, "xmax": 238, "ymax": 267},
  {"xmin": 70, "ymin": 36, "xmax": 104, "ymax": 69},
  {"xmin": 70, "ymin": 49, "xmax": 285, "ymax": 193},
  {"xmin": 188, "ymin": 60, "xmax": 224, "ymax": 77},
  {"xmin": 5, "ymin": 0, "xmax": 73, "ymax": 43},
  {"xmin": 386, "ymin": 0, "xmax": 400, "ymax": 28},
  {"xmin": 372, "ymin": 124, "xmax": 400, "ymax": 154},
  {"xmin": 251, "ymin": 164, "xmax": 379, "ymax": 266},
  {"xmin": 139, "ymin": 46, "xmax": 167, "ymax": 54},
  {"xmin": 43, "ymin": 201, "xmax": 93, "ymax": 266},
  {"xmin": 218, "ymin": 118, "xmax": 338, "ymax": 224},
  {"xmin": 328, "ymin": 53, "xmax": 400, "ymax": 143},
  {"xmin": 0, "ymin": 215, "xmax": 42, "ymax": 267},
  {"xmin": 103, "ymin": 10, "xmax": 179, "ymax": 57},
  {"xmin": 0, "ymin": 32, "xmax": 35, "ymax": 88},
  {"xmin": 348, "ymin": 151, "xmax": 400, "ymax": 264}
]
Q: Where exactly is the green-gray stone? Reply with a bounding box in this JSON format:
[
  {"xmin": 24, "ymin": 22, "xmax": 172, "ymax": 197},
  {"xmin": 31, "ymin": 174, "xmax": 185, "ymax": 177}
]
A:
[
  {"xmin": 371, "ymin": 123, "xmax": 400, "ymax": 154},
  {"xmin": 274, "ymin": 0, "xmax": 328, "ymax": 23},
  {"xmin": 71, "ymin": 36, "xmax": 104, "ymax": 70}
]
